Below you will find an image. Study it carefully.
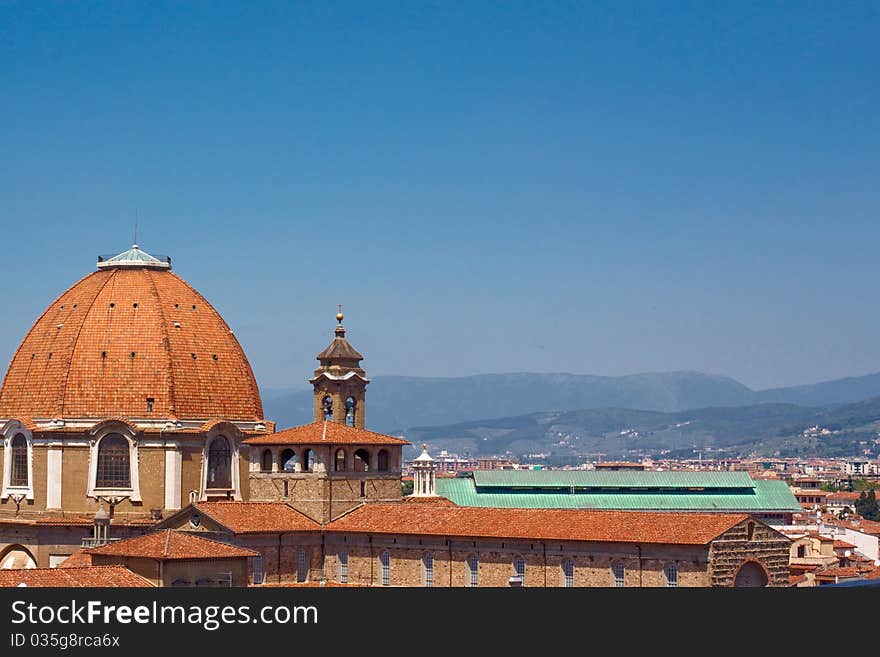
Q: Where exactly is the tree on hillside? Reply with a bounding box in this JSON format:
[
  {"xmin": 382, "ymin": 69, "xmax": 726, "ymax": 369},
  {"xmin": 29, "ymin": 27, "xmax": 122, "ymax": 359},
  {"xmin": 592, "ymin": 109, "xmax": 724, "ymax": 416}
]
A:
[{"xmin": 855, "ymin": 489, "xmax": 880, "ymax": 521}]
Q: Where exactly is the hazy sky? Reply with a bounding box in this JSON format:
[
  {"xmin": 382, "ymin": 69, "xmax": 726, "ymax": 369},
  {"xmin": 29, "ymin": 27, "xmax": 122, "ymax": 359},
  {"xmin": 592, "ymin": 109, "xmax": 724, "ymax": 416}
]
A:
[{"xmin": 1, "ymin": 2, "xmax": 878, "ymax": 391}]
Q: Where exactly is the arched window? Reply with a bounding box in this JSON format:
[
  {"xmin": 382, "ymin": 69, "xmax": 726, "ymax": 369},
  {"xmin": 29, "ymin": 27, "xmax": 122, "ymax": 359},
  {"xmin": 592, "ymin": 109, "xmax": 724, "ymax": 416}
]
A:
[
  {"xmin": 322, "ymin": 395, "xmax": 333, "ymax": 419},
  {"xmin": 345, "ymin": 396, "xmax": 356, "ymax": 426},
  {"xmin": 281, "ymin": 449, "xmax": 297, "ymax": 472},
  {"xmin": 334, "ymin": 449, "xmax": 346, "ymax": 472},
  {"xmin": 354, "ymin": 449, "xmax": 370, "ymax": 472},
  {"xmin": 377, "ymin": 449, "xmax": 389, "ymax": 472},
  {"xmin": 338, "ymin": 550, "xmax": 349, "ymax": 584},
  {"xmin": 207, "ymin": 436, "xmax": 231, "ymax": 488},
  {"xmin": 466, "ymin": 554, "xmax": 479, "ymax": 588},
  {"xmin": 260, "ymin": 449, "xmax": 273, "ymax": 473},
  {"xmin": 512, "ymin": 555, "xmax": 526, "ymax": 586},
  {"xmin": 423, "ymin": 552, "xmax": 434, "ymax": 587},
  {"xmin": 747, "ymin": 521, "xmax": 756, "ymax": 541},
  {"xmin": 380, "ymin": 550, "xmax": 391, "ymax": 586},
  {"xmin": 665, "ymin": 563, "xmax": 678, "ymax": 588},
  {"xmin": 561, "ymin": 559, "xmax": 574, "ymax": 587},
  {"xmin": 302, "ymin": 449, "xmax": 314, "ymax": 473},
  {"xmin": 10, "ymin": 434, "xmax": 28, "ymax": 487},
  {"xmin": 612, "ymin": 562, "xmax": 625, "ymax": 588},
  {"xmin": 96, "ymin": 434, "xmax": 130, "ymax": 488}
]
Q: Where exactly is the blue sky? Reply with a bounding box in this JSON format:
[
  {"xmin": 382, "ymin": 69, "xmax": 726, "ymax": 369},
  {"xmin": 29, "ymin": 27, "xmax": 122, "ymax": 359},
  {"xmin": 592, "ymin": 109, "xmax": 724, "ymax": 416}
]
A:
[{"xmin": 0, "ymin": 1, "xmax": 878, "ymax": 391}]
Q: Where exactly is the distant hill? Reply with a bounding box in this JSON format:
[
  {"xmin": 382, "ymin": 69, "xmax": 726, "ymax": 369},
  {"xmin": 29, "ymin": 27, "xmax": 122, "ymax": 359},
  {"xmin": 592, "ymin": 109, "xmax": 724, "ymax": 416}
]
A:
[
  {"xmin": 262, "ymin": 370, "xmax": 880, "ymax": 436},
  {"xmin": 404, "ymin": 395, "xmax": 880, "ymax": 462},
  {"xmin": 757, "ymin": 372, "xmax": 880, "ymax": 406},
  {"xmin": 262, "ymin": 371, "xmax": 755, "ymax": 432}
]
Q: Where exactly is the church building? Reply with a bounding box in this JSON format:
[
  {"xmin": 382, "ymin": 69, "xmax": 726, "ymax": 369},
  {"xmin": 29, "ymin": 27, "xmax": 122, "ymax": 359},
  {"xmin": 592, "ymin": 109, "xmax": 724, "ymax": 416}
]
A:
[{"xmin": 0, "ymin": 246, "xmax": 792, "ymax": 586}]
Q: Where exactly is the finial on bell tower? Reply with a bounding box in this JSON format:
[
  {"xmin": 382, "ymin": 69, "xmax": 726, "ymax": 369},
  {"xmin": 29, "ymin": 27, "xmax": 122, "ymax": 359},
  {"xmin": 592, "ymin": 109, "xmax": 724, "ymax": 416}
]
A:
[{"xmin": 335, "ymin": 304, "xmax": 345, "ymax": 337}]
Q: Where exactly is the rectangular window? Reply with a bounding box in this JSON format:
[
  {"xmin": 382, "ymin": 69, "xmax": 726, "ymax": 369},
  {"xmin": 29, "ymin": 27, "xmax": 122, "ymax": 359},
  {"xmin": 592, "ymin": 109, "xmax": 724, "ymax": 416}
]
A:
[
  {"xmin": 467, "ymin": 554, "xmax": 479, "ymax": 588},
  {"xmin": 380, "ymin": 551, "xmax": 391, "ymax": 586},
  {"xmin": 613, "ymin": 562, "xmax": 625, "ymax": 587},
  {"xmin": 48, "ymin": 555, "xmax": 67, "ymax": 569},
  {"xmin": 338, "ymin": 551, "xmax": 349, "ymax": 584},
  {"xmin": 252, "ymin": 555, "xmax": 265, "ymax": 585},
  {"xmin": 423, "ymin": 553, "xmax": 434, "ymax": 588},
  {"xmin": 665, "ymin": 563, "xmax": 678, "ymax": 588},
  {"xmin": 297, "ymin": 549, "xmax": 307, "ymax": 583},
  {"xmin": 562, "ymin": 559, "xmax": 574, "ymax": 588}
]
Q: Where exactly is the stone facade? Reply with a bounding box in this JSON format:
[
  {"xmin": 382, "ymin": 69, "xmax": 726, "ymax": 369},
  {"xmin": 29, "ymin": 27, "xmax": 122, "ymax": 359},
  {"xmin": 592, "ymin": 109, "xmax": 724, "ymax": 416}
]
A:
[
  {"xmin": 0, "ymin": 522, "xmax": 151, "ymax": 569},
  {"xmin": 247, "ymin": 443, "xmax": 403, "ymax": 523},
  {"xmin": 0, "ymin": 434, "xmax": 253, "ymax": 520},
  {"xmin": 312, "ymin": 379, "xmax": 367, "ymax": 430},
  {"xmin": 322, "ymin": 535, "xmax": 716, "ymax": 587},
  {"xmin": 318, "ymin": 524, "xmax": 788, "ymax": 587},
  {"xmin": 709, "ymin": 518, "xmax": 791, "ymax": 587},
  {"xmin": 88, "ymin": 553, "xmax": 251, "ymax": 587}
]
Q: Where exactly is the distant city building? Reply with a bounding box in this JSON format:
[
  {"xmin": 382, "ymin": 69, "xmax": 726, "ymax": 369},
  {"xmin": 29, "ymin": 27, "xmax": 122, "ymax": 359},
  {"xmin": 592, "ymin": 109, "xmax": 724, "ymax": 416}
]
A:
[{"xmin": 594, "ymin": 461, "xmax": 646, "ymax": 471}]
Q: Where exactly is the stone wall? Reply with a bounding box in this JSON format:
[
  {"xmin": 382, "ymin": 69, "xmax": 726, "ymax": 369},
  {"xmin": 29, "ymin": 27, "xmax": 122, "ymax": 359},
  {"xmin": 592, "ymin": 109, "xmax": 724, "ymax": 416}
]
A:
[
  {"xmin": 236, "ymin": 534, "xmax": 323, "ymax": 584},
  {"xmin": 0, "ymin": 523, "xmax": 153, "ymax": 568},
  {"xmin": 249, "ymin": 472, "xmax": 403, "ymax": 523},
  {"xmin": 322, "ymin": 535, "xmax": 715, "ymax": 587},
  {"xmin": 709, "ymin": 519, "xmax": 790, "ymax": 587}
]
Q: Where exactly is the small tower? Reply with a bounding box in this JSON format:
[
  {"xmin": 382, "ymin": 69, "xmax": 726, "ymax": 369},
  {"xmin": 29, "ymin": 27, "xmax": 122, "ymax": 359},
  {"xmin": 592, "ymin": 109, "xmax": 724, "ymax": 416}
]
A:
[
  {"xmin": 310, "ymin": 307, "xmax": 369, "ymax": 428},
  {"xmin": 411, "ymin": 444, "xmax": 437, "ymax": 497},
  {"xmin": 91, "ymin": 505, "xmax": 111, "ymax": 547}
]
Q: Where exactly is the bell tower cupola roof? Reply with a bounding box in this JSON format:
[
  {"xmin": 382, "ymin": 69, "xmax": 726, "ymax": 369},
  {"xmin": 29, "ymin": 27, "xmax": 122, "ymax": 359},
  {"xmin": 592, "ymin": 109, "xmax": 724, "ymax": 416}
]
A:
[{"xmin": 315, "ymin": 305, "xmax": 364, "ymax": 366}]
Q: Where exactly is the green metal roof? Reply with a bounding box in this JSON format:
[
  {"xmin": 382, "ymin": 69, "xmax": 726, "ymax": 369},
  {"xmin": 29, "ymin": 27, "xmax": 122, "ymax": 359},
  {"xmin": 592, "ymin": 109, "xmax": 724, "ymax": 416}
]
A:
[
  {"xmin": 436, "ymin": 477, "xmax": 801, "ymax": 513},
  {"xmin": 472, "ymin": 469, "xmax": 756, "ymax": 490}
]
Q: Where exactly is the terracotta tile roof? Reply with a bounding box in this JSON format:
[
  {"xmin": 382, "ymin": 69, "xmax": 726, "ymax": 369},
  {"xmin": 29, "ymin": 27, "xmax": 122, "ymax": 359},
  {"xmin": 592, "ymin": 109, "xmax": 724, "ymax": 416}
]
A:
[
  {"xmin": 87, "ymin": 530, "xmax": 258, "ymax": 560},
  {"xmin": 193, "ymin": 502, "xmax": 321, "ymax": 533},
  {"xmin": 402, "ymin": 496, "xmax": 458, "ymax": 506},
  {"xmin": 833, "ymin": 540, "xmax": 858, "ymax": 550},
  {"xmin": 0, "ymin": 266, "xmax": 264, "ymax": 421},
  {"xmin": 835, "ymin": 519, "xmax": 880, "ymax": 536},
  {"xmin": 243, "ymin": 421, "xmax": 410, "ymax": 446},
  {"xmin": 57, "ymin": 550, "xmax": 92, "ymax": 567},
  {"xmin": 326, "ymin": 500, "xmax": 754, "ymax": 545},
  {"xmin": 816, "ymin": 564, "xmax": 880, "ymax": 581},
  {"xmin": 827, "ymin": 492, "xmax": 862, "ymax": 501},
  {"xmin": 34, "ymin": 517, "xmax": 94, "ymax": 526},
  {"xmin": 0, "ymin": 566, "xmax": 154, "ymax": 587},
  {"xmin": 316, "ymin": 332, "xmax": 363, "ymax": 362}
]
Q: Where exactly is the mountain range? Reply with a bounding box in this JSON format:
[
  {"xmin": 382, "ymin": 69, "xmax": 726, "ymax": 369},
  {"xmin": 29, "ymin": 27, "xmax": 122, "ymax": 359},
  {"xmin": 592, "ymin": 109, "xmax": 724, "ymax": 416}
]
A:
[
  {"xmin": 262, "ymin": 370, "xmax": 880, "ymax": 435},
  {"xmin": 405, "ymin": 396, "xmax": 880, "ymax": 463}
]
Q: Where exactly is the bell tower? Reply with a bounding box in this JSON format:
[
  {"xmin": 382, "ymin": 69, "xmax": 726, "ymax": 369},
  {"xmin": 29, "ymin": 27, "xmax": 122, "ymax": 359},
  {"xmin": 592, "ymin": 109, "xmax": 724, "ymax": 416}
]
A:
[{"xmin": 310, "ymin": 307, "xmax": 369, "ymax": 428}]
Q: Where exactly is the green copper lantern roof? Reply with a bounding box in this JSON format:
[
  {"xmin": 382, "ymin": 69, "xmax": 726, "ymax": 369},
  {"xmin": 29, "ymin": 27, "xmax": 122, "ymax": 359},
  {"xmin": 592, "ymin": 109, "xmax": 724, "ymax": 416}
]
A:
[{"xmin": 97, "ymin": 245, "xmax": 172, "ymax": 270}]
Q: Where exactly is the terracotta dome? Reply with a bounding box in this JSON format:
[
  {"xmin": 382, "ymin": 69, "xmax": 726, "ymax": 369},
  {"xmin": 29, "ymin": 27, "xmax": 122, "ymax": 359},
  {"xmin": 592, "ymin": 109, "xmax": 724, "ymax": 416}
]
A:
[{"xmin": 0, "ymin": 247, "xmax": 264, "ymax": 422}]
